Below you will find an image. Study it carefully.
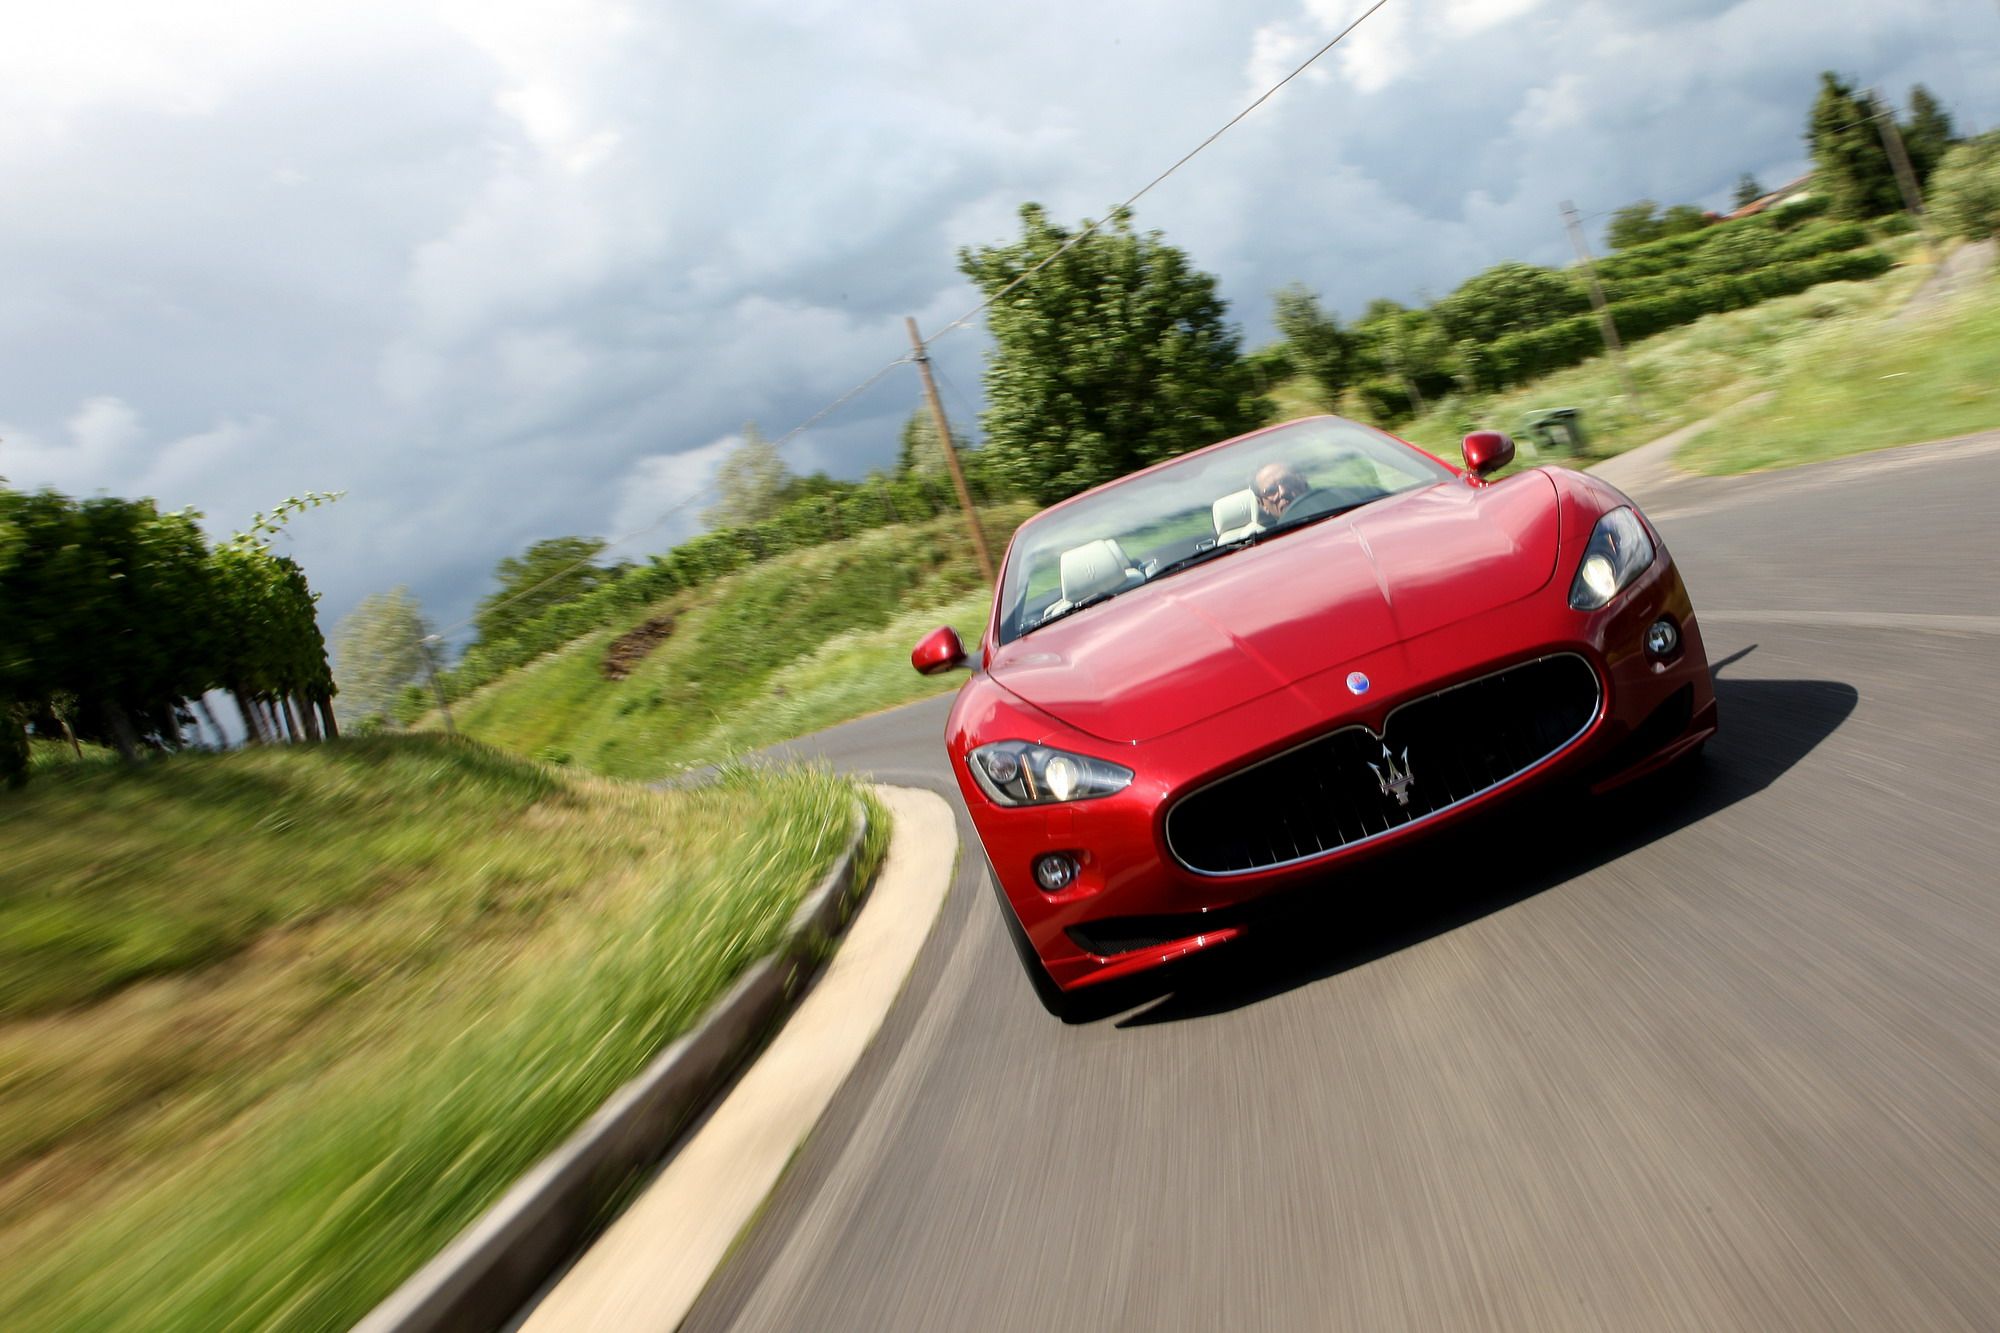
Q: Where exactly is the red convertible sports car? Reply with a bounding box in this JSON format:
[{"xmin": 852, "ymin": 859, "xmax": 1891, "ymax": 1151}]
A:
[{"xmin": 911, "ymin": 415, "xmax": 1716, "ymax": 1013}]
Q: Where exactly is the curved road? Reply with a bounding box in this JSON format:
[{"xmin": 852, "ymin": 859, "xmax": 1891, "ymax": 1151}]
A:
[{"xmin": 688, "ymin": 433, "xmax": 2000, "ymax": 1330}]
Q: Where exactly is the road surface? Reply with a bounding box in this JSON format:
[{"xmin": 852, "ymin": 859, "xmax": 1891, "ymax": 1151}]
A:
[{"xmin": 687, "ymin": 433, "xmax": 2000, "ymax": 1331}]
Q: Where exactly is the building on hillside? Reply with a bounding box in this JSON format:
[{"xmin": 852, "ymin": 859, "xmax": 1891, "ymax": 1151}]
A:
[{"xmin": 1725, "ymin": 172, "xmax": 1815, "ymax": 221}]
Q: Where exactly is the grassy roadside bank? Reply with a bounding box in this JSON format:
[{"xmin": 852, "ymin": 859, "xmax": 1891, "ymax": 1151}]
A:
[
  {"xmin": 1679, "ymin": 261, "xmax": 2000, "ymax": 472},
  {"xmin": 1, "ymin": 736, "xmax": 879, "ymax": 1331}
]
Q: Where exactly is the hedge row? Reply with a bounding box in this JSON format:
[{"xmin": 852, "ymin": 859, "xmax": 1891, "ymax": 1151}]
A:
[
  {"xmin": 1593, "ymin": 196, "xmax": 1829, "ymax": 282},
  {"xmin": 1479, "ymin": 246, "xmax": 1892, "ymax": 389},
  {"xmin": 1600, "ymin": 221, "xmax": 1871, "ymax": 302}
]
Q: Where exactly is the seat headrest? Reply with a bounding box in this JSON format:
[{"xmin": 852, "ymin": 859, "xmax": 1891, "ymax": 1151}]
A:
[
  {"xmin": 1212, "ymin": 489, "xmax": 1257, "ymax": 536},
  {"xmin": 1059, "ymin": 539, "xmax": 1132, "ymax": 605}
]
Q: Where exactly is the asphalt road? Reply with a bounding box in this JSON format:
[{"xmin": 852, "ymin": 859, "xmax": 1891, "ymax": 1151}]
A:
[{"xmin": 688, "ymin": 432, "xmax": 2000, "ymax": 1331}]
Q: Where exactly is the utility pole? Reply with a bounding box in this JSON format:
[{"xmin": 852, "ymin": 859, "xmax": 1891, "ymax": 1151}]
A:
[
  {"xmin": 1872, "ymin": 90, "xmax": 1937, "ymax": 254},
  {"xmin": 420, "ymin": 635, "xmax": 455, "ymax": 734},
  {"xmin": 1560, "ymin": 200, "xmax": 1646, "ymax": 417},
  {"xmin": 904, "ymin": 317, "xmax": 996, "ymax": 586}
]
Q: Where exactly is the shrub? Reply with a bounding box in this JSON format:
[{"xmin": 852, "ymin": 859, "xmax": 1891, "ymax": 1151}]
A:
[{"xmin": 1930, "ymin": 135, "xmax": 2000, "ymax": 240}]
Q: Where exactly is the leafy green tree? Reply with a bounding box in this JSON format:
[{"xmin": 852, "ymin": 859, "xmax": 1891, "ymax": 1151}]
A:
[
  {"xmin": 703, "ymin": 424, "xmax": 792, "ymax": 529},
  {"xmin": 1809, "ymin": 72, "xmax": 1900, "ymax": 219},
  {"xmin": 1607, "ymin": 201, "xmax": 1665, "ymax": 250},
  {"xmin": 333, "ymin": 587, "xmax": 432, "ymax": 724},
  {"xmin": 475, "ymin": 536, "xmax": 614, "ymax": 646},
  {"xmin": 1349, "ymin": 300, "xmax": 1453, "ymax": 420},
  {"xmin": 894, "ymin": 408, "xmax": 971, "ymax": 478},
  {"xmin": 1902, "ymin": 84, "xmax": 1956, "ymax": 186},
  {"xmin": 1434, "ymin": 262, "xmax": 1588, "ymax": 345},
  {"xmin": 1929, "ymin": 133, "xmax": 2000, "ymax": 240},
  {"xmin": 1658, "ymin": 204, "xmax": 1712, "ymax": 237},
  {"xmin": 958, "ymin": 203, "xmax": 1266, "ymax": 502},
  {"xmin": 1734, "ymin": 174, "xmax": 1766, "ymax": 209},
  {"xmin": 1271, "ymin": 284, "xmax": 1355, "ymax": 403}
]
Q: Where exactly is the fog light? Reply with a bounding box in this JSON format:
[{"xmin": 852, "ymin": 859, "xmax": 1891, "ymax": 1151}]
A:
[
  {"xmin": 1645, "ymin": 618, "xmax": 1680, "ymax": 658},
  {"xmin": 1034, "ymin": 854, "xmax": 1078, "ymax": 893}
]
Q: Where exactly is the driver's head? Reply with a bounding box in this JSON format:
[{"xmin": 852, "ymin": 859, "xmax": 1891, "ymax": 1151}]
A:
[{"xmin": 1253, "ymin": 462, "xmax": 1310, "ymax": 520}]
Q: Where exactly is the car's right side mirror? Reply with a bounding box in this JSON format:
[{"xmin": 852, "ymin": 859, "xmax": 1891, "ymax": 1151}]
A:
[
  {"xmin": 910, "ymin": 625, "xmax": 967, "ymax": 676},
  {"xmin": 1461, "ymin": 430, "xmax": 1516, "ymax": 480}
]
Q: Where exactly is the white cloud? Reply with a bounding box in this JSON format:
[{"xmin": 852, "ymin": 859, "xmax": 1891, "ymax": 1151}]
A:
[{"xmin": 604, "ymin": 433, "xmax": 736, "ymax": 554}]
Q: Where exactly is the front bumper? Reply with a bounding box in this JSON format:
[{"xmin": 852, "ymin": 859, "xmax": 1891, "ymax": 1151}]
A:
[{"xmin": 953, "ymin": 552, "xmax": 1717, "ymax": 992}]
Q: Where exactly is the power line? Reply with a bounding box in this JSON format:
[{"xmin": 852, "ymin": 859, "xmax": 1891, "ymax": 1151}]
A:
[
  {"xmin": 925, "ymin": 0, "xmax": 1396, "ymax": 344},
  {"xmin": 429, "ymin": 1, "xmax": 1400, "ymax": 645}
]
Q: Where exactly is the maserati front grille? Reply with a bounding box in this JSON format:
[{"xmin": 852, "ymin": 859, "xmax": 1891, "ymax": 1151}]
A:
[{"xmin": 1165, "ymin": 653, "xmax": 1602, "ymax": 876}]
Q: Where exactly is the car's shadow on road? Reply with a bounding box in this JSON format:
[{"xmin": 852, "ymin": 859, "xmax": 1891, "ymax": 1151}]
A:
[{"xmin": 1069, "ymin": 667, "xmax": 1858, "ymax": 1028}]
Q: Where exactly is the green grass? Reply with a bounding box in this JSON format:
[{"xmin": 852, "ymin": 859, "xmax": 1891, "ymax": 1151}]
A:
[
  {"xmin": 26, "ymin": 737, "xmax": 119, "ymax": 776},
  {"xmin": 448, "ymin": 505, "xmax": 1030, "ymax": 777},
  {"xmin": 0, "ymin": 736, "xmax": 874, "ymax": 1332},
  {"xmin": 1678, "ymin": 265, "xmax": 2000, "ymax": 473},
  {"xmin": 1281, "ymin": 234, "xmax": 1939, "ymax": 470}
]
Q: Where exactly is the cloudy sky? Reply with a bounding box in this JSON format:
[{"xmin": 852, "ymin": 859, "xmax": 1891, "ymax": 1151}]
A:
[{"xmin": 3, "ymin": 0, "xmax": 1994, "ymax": 647}]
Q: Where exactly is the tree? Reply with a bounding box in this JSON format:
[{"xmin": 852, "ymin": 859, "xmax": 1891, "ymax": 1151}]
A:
[
  {"xmin": 333, "ymin": 587, "xmax": 432, "ymax": 724},
  {"xmin": 1271, "ymin": 284, "xmax": 1355, "ymax": 403},
  {"xmin": 474, "ymin": 536, "xmax": 613, "ymax": 646},
  {"xmin": 0, "ymin": 485, "xmax": 339, "ymax": 775},
  {"xmin": 1734, "ymin": 174, "xmax": 1766, "ymax": 210},
  {"xmin": 1433, "ymin": 262, "xmax": 1588, "ymax": 345},
  {"xmin": 1658, "ymin": 204, "xmax": 1712, "ymax": 237},
  {"xmin": 1929, "ymin": 133, "xmax": 2000, "ymax": 240},
  {"xmin": 894, "ymin": 408, "xmax": 966, "ymax": 479},
  {"xmin": 958, "ymin": 203, "xmax": 1267, "ymax": 503},
  {"xmin": 703, "ymin": 424, "xmax": 791, "ymax": 529},
  {"xmin": 1607, "ymin": 200, "xmax": 1665, "ymax": 250},
  {"xmin": 1349, "ymin": 300, "xmax": 1453, "ymax": 421},
  {"xmin": 1809, "ymin": 72, "xmax": 1900, "ymax": 219},
  {"xmin": 1903, "ymin": 84, "xmax": 1956, "ymax": 187}
]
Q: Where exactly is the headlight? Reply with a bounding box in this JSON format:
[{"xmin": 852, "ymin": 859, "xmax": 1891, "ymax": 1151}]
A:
[
  {"xmin": 967, "ymin": 741, "xmax": 1133, "ymax": 806},
  {"xmin": 1569, "ymin": 506, "xmax": 1655, "ymax": 611}
]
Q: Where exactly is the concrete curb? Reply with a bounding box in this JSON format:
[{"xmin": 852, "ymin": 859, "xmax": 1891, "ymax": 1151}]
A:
[{"xmin": 353, "ymin": 801, "xmax": 874, "ymax": 1333}]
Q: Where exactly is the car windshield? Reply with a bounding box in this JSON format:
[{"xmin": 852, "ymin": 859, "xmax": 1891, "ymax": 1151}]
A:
[{"xmin": 994, "ymin": 417, "xmax": 1456, "ymax": 645}]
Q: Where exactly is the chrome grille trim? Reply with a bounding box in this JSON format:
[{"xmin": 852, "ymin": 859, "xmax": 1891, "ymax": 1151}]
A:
[{"xmin": 1164, "ymin": 652, "xmax": 1603, "ymax": 877}]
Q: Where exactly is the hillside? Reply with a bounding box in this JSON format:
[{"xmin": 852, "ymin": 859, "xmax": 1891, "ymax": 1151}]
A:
[
  {"xmin": 1275, "ymin": 233, "xmax": 1939, "ymax": 467},
  {"xmin": 446, "ymin": 505, "xmax": 1030, "ymax": 777}
]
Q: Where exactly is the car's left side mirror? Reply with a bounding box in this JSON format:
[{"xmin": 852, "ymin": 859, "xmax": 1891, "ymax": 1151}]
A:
[
  {"xmin": 911, "ymin": 625, "xmax": 968, "ymax": 676},
  {"xmin": 1461, "ymin": 430, "xmax": 1516, "ymax": 480}
]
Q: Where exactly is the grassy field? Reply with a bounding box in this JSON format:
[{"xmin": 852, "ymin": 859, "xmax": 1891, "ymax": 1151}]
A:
[
  {"xmin": 448, "ymin": 505, "xmax": 1028, "ymax": 777},
  {"xmin": 0, "ymin": 736, "xmax": 877, "ymax": 1331},
  {"xmin": 1678, "ymin": 260, "xmax": 2000, "ymax": 472}
]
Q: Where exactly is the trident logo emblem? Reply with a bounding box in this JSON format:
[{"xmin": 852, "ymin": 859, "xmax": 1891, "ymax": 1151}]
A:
[{"xmin": 1366, "ymin": 744, "xmax": 1415, "ymax": 807}]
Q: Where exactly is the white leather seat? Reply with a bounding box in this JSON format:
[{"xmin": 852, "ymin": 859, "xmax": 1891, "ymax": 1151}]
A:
[
  {"xmin": 1212, "ymin": 489, "xmax": 1263, "ymax": 544},
  {"xmin": 1042, "ymin": 538, "xmax": 1142, "ymax": 621}
]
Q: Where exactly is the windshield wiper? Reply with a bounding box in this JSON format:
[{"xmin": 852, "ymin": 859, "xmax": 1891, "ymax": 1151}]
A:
[
  {"xmin": 1148, "ymin": 532, "xmax": 1265, "ymax": 582},
  {"xmin": 1031, "ymin": 587, "xmax": 1123, "ymax": 631},
  {"xmin": 1147, "ymin": 499, "xmax": 1377, "ymax": 584}
]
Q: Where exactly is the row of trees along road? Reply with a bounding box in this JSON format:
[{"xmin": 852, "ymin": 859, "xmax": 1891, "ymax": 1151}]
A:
[{"xmin": 0, "ymin": 486, "xmax": 340, "ymax": 786}]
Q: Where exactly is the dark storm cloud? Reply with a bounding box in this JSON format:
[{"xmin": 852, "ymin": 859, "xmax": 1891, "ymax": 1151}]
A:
[{"xmin": 2, "ymin": 0, "xmax": 1994, "ymax": 643}]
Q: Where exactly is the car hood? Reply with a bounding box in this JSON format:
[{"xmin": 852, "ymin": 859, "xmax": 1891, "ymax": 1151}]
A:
[{"xmin": 987, "ymin": 472, "xmax": 1561, "ymax": 744}]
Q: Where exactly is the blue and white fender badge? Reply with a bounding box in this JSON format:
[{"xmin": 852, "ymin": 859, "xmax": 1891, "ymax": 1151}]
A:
[{"xmin": 1346, "ymin": 671, "xmax": 1370, "ymax": 695}]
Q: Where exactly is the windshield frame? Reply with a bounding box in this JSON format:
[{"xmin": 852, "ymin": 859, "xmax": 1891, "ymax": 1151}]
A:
[{"xmin": 991, "ymin": 416, "xmax": 1458, "ymax": 647}]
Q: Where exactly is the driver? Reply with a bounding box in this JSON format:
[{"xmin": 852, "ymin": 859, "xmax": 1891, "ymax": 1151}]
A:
[{"xmin": 1253, "ymin": 461, "xmax": 1316, "ymax": 524}]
